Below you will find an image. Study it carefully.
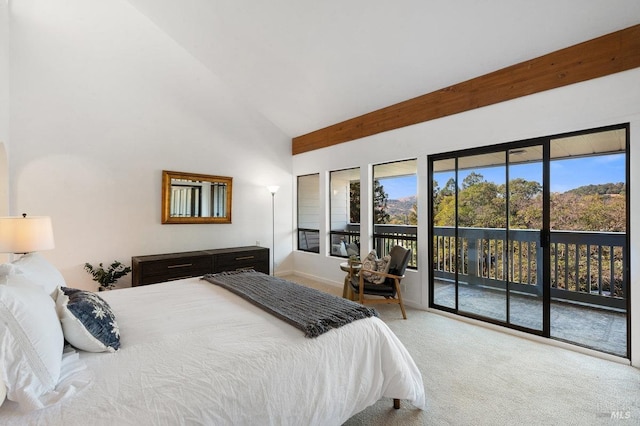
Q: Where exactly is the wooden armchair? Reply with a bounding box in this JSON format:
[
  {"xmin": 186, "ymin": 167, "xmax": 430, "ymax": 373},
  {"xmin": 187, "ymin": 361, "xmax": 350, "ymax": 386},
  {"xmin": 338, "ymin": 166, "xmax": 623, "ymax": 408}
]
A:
[{"xmin": 349, "ymin": 246, "xmax": 412, "ymax": 319}]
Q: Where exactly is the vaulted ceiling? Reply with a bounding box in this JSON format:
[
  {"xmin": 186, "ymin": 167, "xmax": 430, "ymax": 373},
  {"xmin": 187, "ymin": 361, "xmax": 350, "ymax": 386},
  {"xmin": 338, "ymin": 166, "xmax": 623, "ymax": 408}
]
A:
[{"xmin": 125, "ymin": 0, "xmax": 640, "ymax": 138}]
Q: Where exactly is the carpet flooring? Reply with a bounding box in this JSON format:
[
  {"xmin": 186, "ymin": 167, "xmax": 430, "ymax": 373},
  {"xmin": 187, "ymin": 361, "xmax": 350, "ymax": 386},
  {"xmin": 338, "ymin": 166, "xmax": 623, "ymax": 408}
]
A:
[{"xmin": 283, "ymin": 274, "xmax": 640, "ymax": 426}]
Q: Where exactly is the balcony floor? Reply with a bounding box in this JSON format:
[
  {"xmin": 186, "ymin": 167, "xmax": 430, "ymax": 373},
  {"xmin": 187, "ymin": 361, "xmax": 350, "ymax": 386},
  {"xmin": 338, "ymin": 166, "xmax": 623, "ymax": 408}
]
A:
[{"xmin": 433, "ymin": 280, "xmax": 627, "ymax": 357}]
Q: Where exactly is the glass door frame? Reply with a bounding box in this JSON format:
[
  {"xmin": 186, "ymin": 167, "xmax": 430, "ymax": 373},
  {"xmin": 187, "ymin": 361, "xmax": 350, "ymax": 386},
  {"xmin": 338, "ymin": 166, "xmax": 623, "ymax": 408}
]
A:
[
  {"xmin": 428, "ymin": 123, "xmax": 630, "ymax": 359},
  {"xmin": 429, "ymin": 138, "xmax": 549, "ymax": 336}
]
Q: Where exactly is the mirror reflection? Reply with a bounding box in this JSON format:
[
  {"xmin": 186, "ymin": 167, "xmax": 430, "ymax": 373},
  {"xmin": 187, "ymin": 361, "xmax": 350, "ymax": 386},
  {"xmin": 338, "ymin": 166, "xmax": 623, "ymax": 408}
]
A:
[{"xmin": 162, "ymin": 170, "xmax": 232, "ymax": 224}]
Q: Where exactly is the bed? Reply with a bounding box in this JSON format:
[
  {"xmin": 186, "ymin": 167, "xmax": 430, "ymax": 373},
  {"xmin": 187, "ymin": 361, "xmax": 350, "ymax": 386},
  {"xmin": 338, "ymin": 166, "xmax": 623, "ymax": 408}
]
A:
[{"xmin": 0, "ymin": 258, "xmax": 425, "ymax": 425}]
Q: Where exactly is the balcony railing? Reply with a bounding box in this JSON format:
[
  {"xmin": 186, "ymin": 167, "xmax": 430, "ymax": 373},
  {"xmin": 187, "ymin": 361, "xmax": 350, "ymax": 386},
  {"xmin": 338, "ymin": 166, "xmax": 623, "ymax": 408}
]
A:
[
  {"xmin": 374, "ymin": 224, "xmax": 418, "ymax": 269},
  {"xmin": 433, "ymin": 226, "xmax": 626, "ymax": 311},
  {"xmin": 329, "ymin": 224, "xmax": 360, "ymax": 257},
  {"xmin": 324, "ymin": 224, "xmax": 418, "ymax": 267}
]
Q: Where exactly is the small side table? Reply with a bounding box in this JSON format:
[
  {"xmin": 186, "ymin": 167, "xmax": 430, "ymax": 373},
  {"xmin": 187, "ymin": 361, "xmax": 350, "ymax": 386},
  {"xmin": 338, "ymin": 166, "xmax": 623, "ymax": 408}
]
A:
[{"xmin": 340, "ymin": 262, "xmax": 361, "ymax": 300}]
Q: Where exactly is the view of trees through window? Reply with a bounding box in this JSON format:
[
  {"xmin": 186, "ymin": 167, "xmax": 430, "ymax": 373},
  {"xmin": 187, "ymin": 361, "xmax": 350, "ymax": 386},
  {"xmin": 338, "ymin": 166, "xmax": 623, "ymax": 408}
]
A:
[
  {"xmin": 432, "ymin": 154, "xmax": 626, "ymax": 299},
  {"xmin": 349, "ymin": 180, "xmax": 394, "ymax": 225},
  {"xmin": 433, "ymin": 171, "xmax": 626, "ymax": 232},
  {"xmin": 372, "ymin": 159, "xmax": 418, "ymax": 266},
  {"xmin": 429, "ymin": 126, "xmax": 628, "ymax": 356}
]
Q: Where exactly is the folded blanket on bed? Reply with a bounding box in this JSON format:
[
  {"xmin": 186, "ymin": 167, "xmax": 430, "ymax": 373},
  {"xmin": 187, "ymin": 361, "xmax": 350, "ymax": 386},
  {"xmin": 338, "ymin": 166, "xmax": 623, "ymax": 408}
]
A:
[{"xmin": 202, "ymin": 270, "xmax": 377, "ymax": 338}]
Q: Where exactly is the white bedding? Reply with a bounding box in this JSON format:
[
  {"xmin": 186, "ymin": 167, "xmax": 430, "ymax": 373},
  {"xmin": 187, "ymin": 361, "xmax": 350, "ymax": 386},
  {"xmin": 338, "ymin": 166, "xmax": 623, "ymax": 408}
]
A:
[{"xmin": 0, "ymin": 277, "xmax": 425, "ymax": 425}]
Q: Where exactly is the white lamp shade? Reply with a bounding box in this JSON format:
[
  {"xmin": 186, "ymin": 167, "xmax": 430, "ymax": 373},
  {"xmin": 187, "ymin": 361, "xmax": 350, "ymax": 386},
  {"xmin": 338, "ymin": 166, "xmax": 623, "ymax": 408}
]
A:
[
  {"xmin": 0, "ymin": 216, "xmax": 55, "ymax": 253},
  {"xmin": 267, "ymin": 185, "xmax": 280, "ymax": 194}
]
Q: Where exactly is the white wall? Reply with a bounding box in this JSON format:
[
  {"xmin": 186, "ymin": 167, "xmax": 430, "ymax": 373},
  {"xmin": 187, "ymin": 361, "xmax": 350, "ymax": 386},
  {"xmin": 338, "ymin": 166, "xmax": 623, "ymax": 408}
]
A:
[
  {"xmin": 0, "ymin": 0, "xmax": 8, "ymax": 146},
  {"xmin": 7, "ymin": 0, "xmax": 293, "ymax": 288},
  {"xmin": 0, "ymin": 1, "xmax": 9, "ymax": 264},
  {"xmin": 292, "ymin": 68, "xmax": 640, "ymax": 366}
]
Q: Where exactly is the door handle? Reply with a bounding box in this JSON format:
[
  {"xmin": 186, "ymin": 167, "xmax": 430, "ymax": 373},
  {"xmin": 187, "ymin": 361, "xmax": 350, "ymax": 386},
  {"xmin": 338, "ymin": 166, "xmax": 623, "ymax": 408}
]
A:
[{"xmin": 540, "ymin": 230, "xmax": 549, "ymax": 248}]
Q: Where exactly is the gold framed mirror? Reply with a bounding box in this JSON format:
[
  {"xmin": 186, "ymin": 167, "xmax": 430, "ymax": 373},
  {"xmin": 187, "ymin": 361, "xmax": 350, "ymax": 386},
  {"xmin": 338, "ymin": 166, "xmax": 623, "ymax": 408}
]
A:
[{"xmin": 162, "ymin": 170, "xmax": 232, "ymax": 224}]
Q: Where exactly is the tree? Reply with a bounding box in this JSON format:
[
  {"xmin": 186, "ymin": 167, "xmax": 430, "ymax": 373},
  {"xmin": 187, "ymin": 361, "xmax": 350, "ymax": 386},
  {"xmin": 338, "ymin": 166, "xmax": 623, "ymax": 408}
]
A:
[
  {"xmin": 408, "ymin": 203, "xmax": 418, "ymax": 225},
  {"xmin": 349, "ymin": 179, "xmax": 390, "ymax": 224},
  {"xmin": 350, "ymin": 181, "xmax": 360, "ymax": 223},
  {"xmin": 373, "ymin": 180, "xmax": 390, "ymax": 224},
  {"xmin": 504, "ymin": 178, "xmax": 542, "ymax": 229},
  {"xmin": 458, "ymin": 181, "xmax": 505, "ymax": 228},
  {"xmin": 433, "ymin": 177, "xmax": 455, "ymax": 215},
  {"xmin": 434, "ymin": 193, "xmax": 455, "ymax": 226},
  {"xmin": 433, "ymin": 170, "xmax": 625, "ymax": 232},
  {"xmin": 462, "ymin": 172, "xmax": 484, "ymax": 189}
]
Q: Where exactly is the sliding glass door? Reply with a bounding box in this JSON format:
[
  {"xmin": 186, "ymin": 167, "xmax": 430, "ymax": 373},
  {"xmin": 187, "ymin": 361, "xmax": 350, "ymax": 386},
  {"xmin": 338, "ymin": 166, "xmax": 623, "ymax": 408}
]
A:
[
  {"xmin": 548, "ymin": 129, "xmax": 628, "ymax": 355},
  {"xmin": 431, "ymin": 145, "xmax": 544, "ymax": 332},
  {"xmin": 455, "ymin": 152, "xmax": 508, "ymax": 323},
  {"xmin": 506, "ymin": 146, "xmax": 544, "ymax": 332},
  {"xmin": 429, "ymin": 124, "xmax": 629, "ymax": 358}
]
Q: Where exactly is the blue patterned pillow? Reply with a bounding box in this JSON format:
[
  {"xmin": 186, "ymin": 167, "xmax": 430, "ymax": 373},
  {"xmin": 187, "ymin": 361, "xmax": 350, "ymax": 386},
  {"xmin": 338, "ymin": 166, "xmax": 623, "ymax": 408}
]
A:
[{"xmin": 56, "ymin": 287, "xmax": 120, "ymax": 352}]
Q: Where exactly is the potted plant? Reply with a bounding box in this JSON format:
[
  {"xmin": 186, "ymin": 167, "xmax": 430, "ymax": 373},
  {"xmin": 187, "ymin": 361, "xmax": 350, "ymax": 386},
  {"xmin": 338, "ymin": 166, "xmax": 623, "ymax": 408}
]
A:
[{"xmin": 84, "ymin": 260, "xmax": 132, "ymax": 291}]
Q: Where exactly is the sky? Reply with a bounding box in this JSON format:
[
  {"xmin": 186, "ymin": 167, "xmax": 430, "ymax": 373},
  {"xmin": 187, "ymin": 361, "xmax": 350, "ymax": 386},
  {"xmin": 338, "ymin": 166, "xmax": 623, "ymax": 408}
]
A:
[
  {"xmin": 464, "ymin": 153, "xmax": 626, "ymax": 194},
  {"xmin": 381, "ymin": 153, "xmax": 625, "ymax": 199},
  {"xmin": 379, "ymin": 176, "xmax": 417, "ymax": 200}
]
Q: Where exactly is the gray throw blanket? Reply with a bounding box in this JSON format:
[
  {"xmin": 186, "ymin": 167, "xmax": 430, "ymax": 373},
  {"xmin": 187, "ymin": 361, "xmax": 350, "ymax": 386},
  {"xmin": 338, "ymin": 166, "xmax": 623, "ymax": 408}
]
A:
[{"xmin": 202, "ymin": 270, "xmax": 377, "ymax": 338}]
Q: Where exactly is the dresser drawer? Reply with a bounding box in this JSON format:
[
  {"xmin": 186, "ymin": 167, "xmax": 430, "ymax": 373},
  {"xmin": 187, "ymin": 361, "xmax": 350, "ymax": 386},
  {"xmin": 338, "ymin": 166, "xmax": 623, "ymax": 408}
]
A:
[
  {"xmin": 134, "ymin": 254, "xmax": 212, "ymax": 286},
  {"xmin": 142, "ymin": 255, "xmax": 211, "ymax": 276},
  {"xmin": 215, "ymin": 250, "xmax": 269, "ymax": 273}
]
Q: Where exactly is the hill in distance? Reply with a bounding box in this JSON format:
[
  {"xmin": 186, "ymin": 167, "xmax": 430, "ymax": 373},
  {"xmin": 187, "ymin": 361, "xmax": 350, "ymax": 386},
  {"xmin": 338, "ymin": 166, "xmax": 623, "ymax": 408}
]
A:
[
  {"xmin": 386, "ymin": 196, "xmax": 416, "ymax": 216},
  {"xmin": 386, "ymin": 181, "xmax": 625, "ymax": 215},
  {"xmin": 566, "ymin": 182, "xmax": 625, "ymax": 196}
]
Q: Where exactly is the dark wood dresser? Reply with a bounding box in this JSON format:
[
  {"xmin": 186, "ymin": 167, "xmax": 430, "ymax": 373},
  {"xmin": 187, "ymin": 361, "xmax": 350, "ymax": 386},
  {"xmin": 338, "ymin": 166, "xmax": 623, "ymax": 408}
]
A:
[{"xmin": 131, "ymin": 246, "xmax": 269, "ymax": 286}]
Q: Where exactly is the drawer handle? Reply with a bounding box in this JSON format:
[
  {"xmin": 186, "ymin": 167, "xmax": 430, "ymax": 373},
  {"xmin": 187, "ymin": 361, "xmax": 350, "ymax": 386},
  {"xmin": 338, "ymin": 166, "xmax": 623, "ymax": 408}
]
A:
[
  {"xmin": 235, "ymin": 256, "xmax": 255, "ymax": 261},
  {"xmin": 167, "ymin": 263, "xmax": 193, "ymax": 269},
  {"xmin": 236, "ymin": 266, "xmax": 255, "ymax": 271}
]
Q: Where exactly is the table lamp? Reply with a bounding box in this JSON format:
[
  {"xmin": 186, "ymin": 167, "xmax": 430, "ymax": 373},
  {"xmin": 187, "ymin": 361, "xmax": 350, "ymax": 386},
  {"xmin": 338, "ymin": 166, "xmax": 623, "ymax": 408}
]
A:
[{"xmin": 0, "ymin": 214, "xmax": 55, "ymax": 254}]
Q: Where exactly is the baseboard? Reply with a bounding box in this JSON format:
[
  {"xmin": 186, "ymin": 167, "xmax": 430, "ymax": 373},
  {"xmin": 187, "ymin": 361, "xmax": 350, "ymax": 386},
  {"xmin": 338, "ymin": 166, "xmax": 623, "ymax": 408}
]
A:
[
  {"xmin": 284, "ymin": 270, "xmax": 343, "ymax": 288},
  {"xmin": 274, "ymin": 268, "xmax": 294, "ymax": 277}
]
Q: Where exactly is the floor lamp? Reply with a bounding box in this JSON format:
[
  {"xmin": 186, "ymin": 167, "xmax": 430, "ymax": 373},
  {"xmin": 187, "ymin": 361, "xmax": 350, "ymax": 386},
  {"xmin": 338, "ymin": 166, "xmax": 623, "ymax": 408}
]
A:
[{"xmin": 267, "ymin": 186, "xmax": 279, "ymax": 275}]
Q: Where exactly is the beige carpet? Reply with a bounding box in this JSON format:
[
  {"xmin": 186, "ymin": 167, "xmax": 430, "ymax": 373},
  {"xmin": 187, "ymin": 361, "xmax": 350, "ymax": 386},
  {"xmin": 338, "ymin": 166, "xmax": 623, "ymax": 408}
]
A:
[{"xmin": 283, "ymin": 274, "xmax": 640, "ymax": 426}]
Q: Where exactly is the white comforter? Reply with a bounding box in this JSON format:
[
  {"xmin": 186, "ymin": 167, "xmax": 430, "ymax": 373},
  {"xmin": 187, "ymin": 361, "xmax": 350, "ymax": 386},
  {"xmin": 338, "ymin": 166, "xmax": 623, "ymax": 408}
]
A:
[{"xmin": 0, "ymin": 278, "xmax": 425, "ymax": 425}]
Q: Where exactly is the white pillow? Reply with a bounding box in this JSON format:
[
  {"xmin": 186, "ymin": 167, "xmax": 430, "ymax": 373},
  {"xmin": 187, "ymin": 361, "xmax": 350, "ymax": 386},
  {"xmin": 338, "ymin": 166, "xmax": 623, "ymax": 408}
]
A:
[
  {"xmin": 0, "ymin": 284, "xmax": 64, "ymax": 411},
  {"xmin": 1, "ymin": 253, "xmax": 66, "ymax": 298},
  {"xmin": 0, "ymin": 264, "xmax": 34, "ymax": 288},
  {"xmin": 0, "ymin": 263, "xmax": 20, "ymax": 285}
]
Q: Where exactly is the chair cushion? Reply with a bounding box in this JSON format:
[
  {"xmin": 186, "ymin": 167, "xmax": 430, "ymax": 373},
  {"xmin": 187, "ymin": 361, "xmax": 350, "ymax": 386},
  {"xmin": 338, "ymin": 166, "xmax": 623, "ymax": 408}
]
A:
[{"xmin": 350, "ymin": 275, "xmax": 396, "ymax": 297}]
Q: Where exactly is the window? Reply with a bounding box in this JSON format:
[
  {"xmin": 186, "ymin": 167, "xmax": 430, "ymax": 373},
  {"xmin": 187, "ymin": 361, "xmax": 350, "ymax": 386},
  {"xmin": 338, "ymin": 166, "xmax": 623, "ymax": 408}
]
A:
[
  {"xmin": 372, "ymin": 159, "xmax": 418, "ymax": 268},
  {"xmin": 297, "ymin": 174, "xmax": 320, "ymax": 253},
  {"xmin": 329, "ymin": 168, "xmax": 360, "ymax": 258}
]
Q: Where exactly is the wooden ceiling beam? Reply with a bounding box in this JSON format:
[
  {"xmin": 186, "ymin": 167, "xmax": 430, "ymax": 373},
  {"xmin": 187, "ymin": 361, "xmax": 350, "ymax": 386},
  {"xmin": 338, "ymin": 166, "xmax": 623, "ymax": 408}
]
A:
[{"xmin": 292, "ymin": 24, "xmax": 640, "ymax": 155}]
